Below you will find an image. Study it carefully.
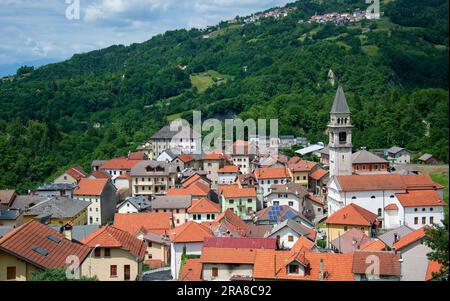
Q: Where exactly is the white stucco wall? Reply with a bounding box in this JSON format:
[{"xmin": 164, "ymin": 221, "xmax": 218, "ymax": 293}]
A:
[{"xmin": 170, "ymin": 242, "xmax": 203, "ymax": 280}]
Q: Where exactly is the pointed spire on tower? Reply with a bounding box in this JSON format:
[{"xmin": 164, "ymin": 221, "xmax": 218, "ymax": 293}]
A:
[{"xmin": 330, "ymin": 86, "xmax": 350, "ymax": 114}]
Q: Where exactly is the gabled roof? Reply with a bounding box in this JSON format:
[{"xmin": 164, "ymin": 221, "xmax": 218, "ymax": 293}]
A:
[
  {"xmin": 419, "ymin": 154, "xmax": 435, "ymax": 161},
  {"xmin": 181, "ymin": 173, "xmax": 211, "ymax": 188},
  {"xmin": 211, "ymin": 208, "xmax": 249, "ymax": 235},
  {"xmin": 426, "ymin": 260, "xmax": 443, "ymax": 281},
  {"xmin": 266, "ymin": 219, "xmax": 315, "ymax": 241},
  {"xmin": 255, "ymin": 205, "xmax": 312, "ymax": 228},
  {"xmin": 335, "ymin": 174, "xmax": 441, "ymax": 192},
  {"xmin": 113, "ymin": 212, "xmax": 173, "ymax": 236},
  {"xmin": 0, "ymin": 220, "xmax": 91, "ymax": 270},
  {"xmin": 167, "ymin": 181, "xmax": 211, "ymax": 197},
  {"xmin": 396, "ymin": 190, "xmax": 446, "ymax": 207},
  {"xmin": 151, "ymin": 195, "xmax": 192, "ymax": 210},
  {"xmin": 116, "ymin": 173, "xmax": 131, "ymax": 180},
  {"xmin": 74, "ymin": 178, "xmax": 109, "ymax": 196},
  {"xmin": 180, "ymin": 259, "xmax": 203, "ymax": 281},
  {"xmin": 325, "ymin": 203, "xmax": 379, "ymax": 227},
  {"xmin": 270, "ymin": 183, "xmax": 308, "ymax": 197},
  {"xmin": 352, "ymin": 251, "xmax": 401, "ymax": 276},
  {"xmin": 130, "ymin": 160, "xmax": 177, "ymax": 176},
  {"xmin": 288, "ymin": 160, "xmax": 318, "ymax": 172},
  {"xmin": 203, "ymin": 150, "xmax": 231, "ymax": 161},
  {"xmin": 218, "ymin": 165, "xmax": 240, "ymax": 173},
  {"xmin": 253, "ymin": 250, "xmax": 355, "ymax": 281},
  {"xmin": 291, "ymin": 236, "xmax": 316, "ymax": 252},
  {"xmin": 377, "ymin": 225, "xmax": 414, "ymax": 248},
  {"xmin": 188, "ymin": 198, "xmax": 220, "ymax": 214},
  {"xmin": 200, "ymin": 247, "xmax": 257, "ymax": 264},
  {"xmin": 203, "ymin": 237, "xmax": 277, "ymax": 249},
  {"xmin": 64, "ymin": 166, "xmax": 88, "ymax": 182},
  {"xmin": 24, "ymin": 197, "xmax": 90, "ymax": 219},
  {"xmin": 219, "ymin": 185, "xmax": 256, "ymax": 198},
  {"xmin": 128, "ymin": 152, "xmax": 146, "ymax": 160},
  {"xmin": 330, "ymin": 85, "xmax": 350, "ymax": 114},
  {"xmin": 305, "ymin": 194, "xmax": 325, "ymax": 206},
  {"xmin": 330, "ymin": 228, "xmax": 370, "ymax": 254},
  {"xmin": 387, "ymin": 146, "xmax": 406, "ymax": 155},
  {"xmin": 360, "ymin": 240, "xmax": 386, "ymax": 251},
  {"xmin": 100, "ymin": 158, "xmax": 142, "ymax": 170},
  {"xmin": 392, "ymin": 227, "xmax": 428, "ymax": 250},
  {"xmin": 0, "ymin": 189, "xmax": 17, "ymax": 206},
  {"xmin": 177, "ymin": 154, "xmax": 195, "ymax": 163},
  {"xmin": 352, "ymin": 149, "xmax": 388, "ymax": 164},
  {"xmin": 118, "ymin": 196, "xmax": 151, "ymax": 211},
  {"xmin": 254, "ymin": 167, "xmax": 292, "ymax": 180},
  {"xmin": 151, "ymin": 125, "xmax": 201, "ymax": 140},
  {"xmin": 169, "ymin": 221, "xmax": 213, "ymax": 243},
  {"xmin": 309, "ymin": 168, "xmax": 329, "ymax": 181},
  {"xmin": 81, "ymin": 226, "xmax": 146, "ymax": 259},
  {"xmin": 384, "ymin": 203, "xmax": 399, "ymax": 211},
  {"xmin": 89, "ymin": 170, "xmax": 111, "ymax": 179}
]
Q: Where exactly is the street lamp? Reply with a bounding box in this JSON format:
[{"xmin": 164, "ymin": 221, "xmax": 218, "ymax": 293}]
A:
[{"xmin": 89, "ymin": 244, "xmax": 100, "ymax": 277}]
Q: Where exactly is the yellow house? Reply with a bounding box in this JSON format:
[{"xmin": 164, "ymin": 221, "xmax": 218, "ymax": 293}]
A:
[
  {"xmin": 0, "ymin": 220, "xmax": 91, "ymax": 281},
  {"xmin": 22, "ymin": 196, "xmax": 90, "ymax": 226},
  {"xmin": 288, "ymin": 158, "xmax": 318, "ymax": 186},
  {"xmin": 81, "ymin": 226, "xmax": 146, "ymax": 281},
  {"xmin": 325, "ymin": 203, "xmax": 380, "ymax": 246}
]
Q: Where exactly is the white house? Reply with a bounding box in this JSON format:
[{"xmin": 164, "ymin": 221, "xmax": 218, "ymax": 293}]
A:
[
  {"xmin": 156, "ymin": 149, "xmax": 181, "ymax": 163},
  {"xmin": 217, "ymin": 165, "xmax": 240, "ymax": 185},
  {"xmin": 113, "ymin": 173, "xmax": 131, "ymax": 191},
  {"xmin": 254, "ymin": 167, "xmax": 293, "ymax": 201},
  {"xmin": 386, "ymin": 146, "xmax": 411, "ymax": 164},
  {"xmin": 327, "ymin": 174, "xmax": 445, "ymax": 230},
  {"xmin": 265, "ymin": 219, "xmax": 315, "ymax": 250},
  {"xmin": 117, "ymin": 196, "xmax": 151, "ymax": 214},
  {"xmin": 187, "ymin": 198, "xmax": 221, "ymax": 223},
  {"xmin": 169, "ymin": 222, "xmax": 213, "ymax": 279},
  {"xmin": 265, "ymin": 183, "xmax": 308, "ymax": 213}
]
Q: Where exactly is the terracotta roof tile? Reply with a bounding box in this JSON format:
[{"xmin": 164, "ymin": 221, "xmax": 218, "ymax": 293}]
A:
[
  {"xmin": 288, "ymin": 160, "xmax": 318, "ymax": 172},
  {"xmin": 167, "ymin": 182, "xmax": 211, "ymax": 197},
  {"xmin": 74, "ymin": 178, "xmax": 109, "ymax": 196},
  {"xmin": 100, "ymin": 158, "xmax": 142, "ymax": 170},
  {"xmin": 128, "ymin": 152, "xmax": 146, "ymax": 160},
  {"xmin": 169, "ymin": 221, "xmax": 213, "ymax": 243},
  {"xmin": 203, "ymin": 237, "xmax": 277, "ymax": 249},
  {"xmin": 89, "ymin": 170, "xmax": 111, "ymax": 179},
  {"xmin": 113, "ymin": 212, "xmax": 173, "ymax": 236},
  {"xmin": 305, "ymin": 194, "xmax": 325, "ymax": 206},
  {"xmin": 218, "ymin": 165, "xmax": 240, "ymax": 173},
  {"xmin": 360, "ymin": 240, "xmax": 386, "ymax": 251},
  {"xmin": 181, "ymin": 174, "xmax": 210, "ymax": 188},
  {"xmin": 0, "ymin": 220, "xmax": 91, "ymax": 270},
  {"xmin": 384, "ymin": 203, "xmax": 399, "ymax": 211},
  {"xmin": 212, "ymin": 208, "xmax": 249, "ymax": 234},
  {"xmin": 200, "ymin": 247, "xmax": 257, "ymax": 264},
  {"xmin": 309, "ymin": 169, "xmax": 329, "ymax": 181},
  {"xmin": 116, "ymin": 173, "xmax": 132, "ymax": 180},
  {"xmin": 291, "ymin": 236, "xmax": 316, "ymax": 252},
  {"xmin": 65, "ymin": 166, "xmax": 88, "ymax": 182},
  {"xmin": 396, "ymin": 190, "xmax": 446, "ymax": 207},
  {"xmin": 426, "ymin": 260, "xmax": 443, "ymax": 281},
  {"xmin": 180, "ymin": 258, "xmax": 203, "ymax": 281},
  {"xmin": 177, "ymin": 154, "xmax": 195, "ymax": 163},
  {"xmin": 392, "ymin": 227, "xmax": 427, "ymax": 250},
  {"xmin": 219, "ymin": 185, "xmax": 256, "ymax": 198},
  {"xmin": 81, "ymin": 225, "xmax": 146, "ymax": 259},
  {"xmin": 254, "ymin": 167, "xmax": 292, "ymax": 180},
  {"xmin": 188, "ymin": 198, "xmax": 220, "ymax": 214},
  {"xmin": 352, "ymin": 251, "xmax": 401, "ymax": 276},
  {"xmin": 325, "ymin": 204, "xmax": 379, "ymax": 227}
]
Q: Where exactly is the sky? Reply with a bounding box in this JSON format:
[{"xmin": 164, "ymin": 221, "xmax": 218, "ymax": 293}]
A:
[{"xmin": 0, "ymin": 0, "xmax": 293, "ymax": 76}]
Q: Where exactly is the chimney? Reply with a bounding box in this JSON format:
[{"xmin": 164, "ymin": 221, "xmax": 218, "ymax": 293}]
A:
[
  {"xmin": 393, "ymin": 233, "xmax": 399, "ymax": 243},
  {"xmin": 319, "ymin": 259, "xmax": 324, "ymax": 281},
  {"xmin": 63, "ymin": 224, "xmax": 73, "ymax": 241}
]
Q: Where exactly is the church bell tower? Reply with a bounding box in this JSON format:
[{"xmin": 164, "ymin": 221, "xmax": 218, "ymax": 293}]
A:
[{"xmin": 328, "ymin": 86, "xmax": 353, "ymax": 177}]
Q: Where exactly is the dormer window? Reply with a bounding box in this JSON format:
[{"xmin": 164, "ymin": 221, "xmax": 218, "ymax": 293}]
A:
[{"xmin": 288, "ymin": 264, "xmax": 300, "ymax": 274}]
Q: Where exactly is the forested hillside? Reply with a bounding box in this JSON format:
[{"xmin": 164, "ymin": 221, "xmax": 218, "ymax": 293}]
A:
[{"xmin": 0, "ymin": 0, "xmax": 448, "ymax": 192}]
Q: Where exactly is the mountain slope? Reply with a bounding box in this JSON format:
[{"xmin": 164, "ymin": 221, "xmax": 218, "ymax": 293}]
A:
[{"xmin": 0, "ymin": 0, "xmax": 448, "ymax": 192}]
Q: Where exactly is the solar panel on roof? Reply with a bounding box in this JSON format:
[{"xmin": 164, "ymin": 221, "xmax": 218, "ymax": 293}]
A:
[
  {"xmin": 283, "ymin": 211, "xmax": 297, "ymax": 221},
  {"xmin": 47, "ymin": 234, "xmax": 61, "ymax": 244},
  {"xmin": 32, "ymin": 246, "xmax": 49, "ymax": 257}
]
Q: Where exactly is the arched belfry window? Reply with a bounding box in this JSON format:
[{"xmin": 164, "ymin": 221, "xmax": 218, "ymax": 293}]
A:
[{"xmin": 339, "ymin": 132, "xmax": 347, "ymax": 143}]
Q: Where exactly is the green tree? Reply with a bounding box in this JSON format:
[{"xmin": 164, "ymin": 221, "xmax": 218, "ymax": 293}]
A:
[{"xmin": 424, "ymin": 215, "xmax": 449, "ymax": 281}]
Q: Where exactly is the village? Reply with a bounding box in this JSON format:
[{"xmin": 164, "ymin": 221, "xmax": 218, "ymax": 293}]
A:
[{"xmin": 0, "ymin": 86, "xmax": 446, "ymax": 282}]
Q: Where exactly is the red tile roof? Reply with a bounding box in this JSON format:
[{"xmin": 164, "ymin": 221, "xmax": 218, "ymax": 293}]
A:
[
  {"xmin": 218, "ymin": 165, "xmax": 240, "ymax": 173},
  {"xmin": 81, "ymin": 226, "xmax": 146, "ymax": 259},
  {"xmin": 305, "ymin": 194, "xmax": 325, "ymax": 206},
  {"xmin": 253, "ymin": 250, "xmax": 355, "ymax": 281},
  {"xmin": 203, "ymin": 151, "xmax": 231, "ymax": 161},
  {"xmin": 167, "ymin": 181, "xmax": 211, "ymax": 197},
  {"xmin": 384, "ymin": 203, "xmax": 399, "ymax": 211},
  {"xmin": 169, "ymin": 221, "xmax": 213, "ymax": 243},
  {"xmin": 309, "ymin": 168, "xmax": 329, "ymax": 181},
  {"xmin": 181, "ymin": 174, "xmax": 210, "ymax": 188},
  {"xmin": 336, "ymin": 174, "xmax": 442, "ymax": 192},
  {"xmin": 352, "ymin": 251, "xmax": 401, "ymax": 276},
  {"xmin": 289, "ymin": 160, "xmax": 318, "ymax": 172},
  {"xmin": 212, "ymin": 208, "xmax": 249, "ymax": 235},
  {"xmin": 219, "ymin": 185, "xmax": 256, "ymax": 198},
  {"xmin": 113, "ymin": 212, "xmax": 173, "ymax": 236},
  {"xmin": 89, "ymin": 170, "xmax": 111, "ymax": 179},
  {"xmin": 180, "ymin": 258, "xmax": 203, "ymax": 281},
  {"xmin": 200, "ymin": 247, "xmax": 257, "ymax": 264},
  {"xmin": 291, "ymin": 236, "xmax": 316, "ymax": 252},
  {"xmin": 203, "ymin": 237, "xmax": 277, "ymax": 249},
  {"xmin": 325, "ymin": 203, "xmax": 379, "ymax": 227},
  {"xmin": 116, "ymin": 173, "xmax": 132, "ymax": 180},
  {"xmin": 426, "ymin": 260, "xmax": 443, "ymax": 281},
  {"xmin": 360, "ymin": 240, "xmax": 386, "ymax": 251},
  {"xmin": 177, "ymin": 154, "xmax": 195, "ymax": 163},
  {"xmin": 254, "ymin": 167, "xmax": 292, "ymax": 180},
  {"xmin": 396, "ymin": 190, "xmax": 446, "ymax": 207},
  {"xmin": 128, "ymin": 152, "xmax": 146, "ymax": 160},
  {"xmin": 188, "ymin": 198, "xmax": 220, "ymax": 214},
  {"xmin": 65, "ymin": 166, "xmax": 88, "ymax": 182},
  {"xmin": 74, "ymin": 178, "xmax": 109, "ymax": 196},
  {"xmin": 100, "ymin": 158, "xmax": 142, "ymax": 170},
  {"xmin": 0, "ymin": 220, "xmax": 91, "ymax": 270},
  {"xmin": 392, "ymin": 227, "xmax": 427, "ymax": 250}
]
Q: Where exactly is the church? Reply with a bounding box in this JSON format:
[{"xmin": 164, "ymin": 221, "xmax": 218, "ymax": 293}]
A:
[{"xmin": 325, "ymin": 87, "xmax": 446, "ymax": 230}]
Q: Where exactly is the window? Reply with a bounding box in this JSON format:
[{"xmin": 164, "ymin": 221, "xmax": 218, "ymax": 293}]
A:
[
  {"xmin": 7, "ymin": 267, "xmax": 16, "ymax": 280},
  {"xmin": 94, "ymin": 248, "xmax": 101, "ymax": 257},
  {"xmin": 176, "ymin": 219, "xmax": 180, "ymax": 224},
  {"xmin": 303, "ymin": 176, "xmax": 307, "ymax": 180},
  {"xmin": 422, "ymin": 217, "xmax": 426, "ymax": 224},
  {"xmin": 229, "ymin": 200, "xmax": 234, "ymax": 204},
  {"xmin": 207, "ymin": 214, "xmax": 211, "ymax": 220},
  {"xmin": 104, "ymin": 248, "xmax": 111, "ymax": 257},
  {"xmin": 377, "ymin": 208, "xmax": 382, "ymax": 217},
  {"xmin": 212, "ymin": 267, "xmax": 219, "ymax": 277},
  {"xmin": 430, "ymin": 208, "xmax": 434, "ymax": 212},
  {"xmin": 176, "ymin": 209, "xmax": 180, "ymax": 214},
  {"xmin": 422, "ymin": 208, "xmax": 426, "ymax": 212},
  {"xmin": 414, "ymin": 208, "xmax": 418, "ymax": 212},
  {"xmin": 288, "ymin": 235, "xmax": 294, "ymax": 242},
  {"xmin": 110, "ymin": 265, "xmax": 117, "ymax": 277},
  {"xmin": 352, "ymin": 196, "xmax": 357, "ymax": 200},
  {"xmin": 248, "ymin": 199, "xmax": 252, "ymax": 203},
  {"xmin": 371, "ymin": 196, "xmax": 376, "ymax": 199},
  {"xmin": 414, "ymin": 217, "xmax": 419, "ymax": 225},
  {"xmin": 288, "ymin": 265, "xmax": 299, "ymax": 274},
  {"xmin": 148, "ymin": 242, "xmax": 153, "ymax": 248},
  {"xmin": 344, "ymin": 226, "xmax": 348, "ymax": 231},
  {"xmin": 390, "ymin": 195, "xmax": 395, "ymax": 198},
  {"xmin": 211, "ymin": 214, "xmax": 215, "ymax": 220}
]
